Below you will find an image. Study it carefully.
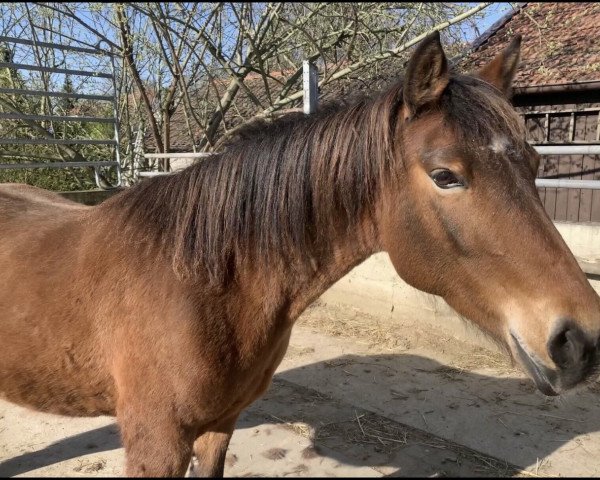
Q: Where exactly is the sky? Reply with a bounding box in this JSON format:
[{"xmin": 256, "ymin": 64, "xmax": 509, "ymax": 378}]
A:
[{"xmin": 468, "ymin": 2, "xmax": 515, "ymax": 40}]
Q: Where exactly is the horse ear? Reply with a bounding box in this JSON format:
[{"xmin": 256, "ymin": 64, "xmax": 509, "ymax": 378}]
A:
[
  {"xmin": 403, "ymin": 31, "xmax": 449, "ymax": 120},
  {"xmin": 476, "ymin": 35, "xmax": 522, "ymax": 96}
]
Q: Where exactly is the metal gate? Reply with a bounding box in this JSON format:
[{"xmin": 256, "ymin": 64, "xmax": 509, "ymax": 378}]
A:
[{"xmin": 0, "ymin": 33, "xmax": 121, "ymax": 189}]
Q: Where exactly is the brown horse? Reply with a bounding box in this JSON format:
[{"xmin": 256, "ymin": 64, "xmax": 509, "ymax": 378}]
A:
[{"xmin": 1, "ymin": 32, "xmax": 599, "ymax": 477}]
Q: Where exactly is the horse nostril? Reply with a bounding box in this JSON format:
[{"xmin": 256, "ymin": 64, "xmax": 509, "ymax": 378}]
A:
[{"xmin": 548, "ymin": 323, "xmax": 593, "ymax": 370}]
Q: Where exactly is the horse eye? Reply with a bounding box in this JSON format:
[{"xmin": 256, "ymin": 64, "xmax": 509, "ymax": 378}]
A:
[{"xmin": 430, "ymin": 169, "xmax": 463, "ymax": 189}]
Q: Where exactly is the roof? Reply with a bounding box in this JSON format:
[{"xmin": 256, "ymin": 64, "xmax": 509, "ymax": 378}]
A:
[{"xmin": 458, "ymin": 2, "xmax": 600, "ymax": 87}]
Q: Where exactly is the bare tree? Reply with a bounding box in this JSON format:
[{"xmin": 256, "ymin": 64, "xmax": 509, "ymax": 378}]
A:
[
  {"xmin": 0, "ymin": 2, "xmax": 499, "ymax": 178},
  {"xmin": 121, "ymin": 2, "xmax": 493, "ymax": 152}
]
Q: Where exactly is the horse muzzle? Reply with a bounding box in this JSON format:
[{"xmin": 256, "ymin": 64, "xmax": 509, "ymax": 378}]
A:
[{"xmin": 510, "ymin": 321, "xmax": 600, "ymax": 396}]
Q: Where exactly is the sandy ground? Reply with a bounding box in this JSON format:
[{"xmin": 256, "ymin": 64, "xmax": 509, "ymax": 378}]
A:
[{"xmin": 3, "ymin": 300, "xmax": 600, "ymax": 477}]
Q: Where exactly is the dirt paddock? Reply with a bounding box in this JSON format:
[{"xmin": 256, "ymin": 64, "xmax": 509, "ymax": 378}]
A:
[{"xmin": 2, "ymin": 300, "xmax": 600, "ymax": 477}]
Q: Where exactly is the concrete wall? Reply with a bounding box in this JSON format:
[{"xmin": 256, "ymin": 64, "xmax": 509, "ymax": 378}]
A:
[
  {"xmin": 319, "ymin": 221, "xmax": 600, "ymax": 351},
  {"xmin": 555, "ymin": 222, "xmax": 600, "ymax": 263}
]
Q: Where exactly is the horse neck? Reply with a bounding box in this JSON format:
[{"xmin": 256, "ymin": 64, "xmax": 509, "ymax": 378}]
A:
[
  {"xmin": 275, "ymin": 211, "xmax": 381, "ymax": 321},
  {"xmin": 232, "ymin": 108, "xmax": 392, "ymax": 321}
]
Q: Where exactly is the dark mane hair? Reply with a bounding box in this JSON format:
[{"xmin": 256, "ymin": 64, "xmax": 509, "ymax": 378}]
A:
[{"xmin": 110, "ymin": 72, "xmax": 525, "ymax": 285}]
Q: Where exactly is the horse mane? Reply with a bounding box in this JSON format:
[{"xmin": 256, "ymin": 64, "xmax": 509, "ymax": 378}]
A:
[{"xmin": 110, "ymin": 72, "xmax": 525, "ymax": 285}]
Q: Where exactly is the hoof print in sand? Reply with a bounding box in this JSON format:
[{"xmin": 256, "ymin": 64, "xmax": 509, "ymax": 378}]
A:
[{"xmin": 261, "ymin": 448, "xmax": 288, "ymax": 460}]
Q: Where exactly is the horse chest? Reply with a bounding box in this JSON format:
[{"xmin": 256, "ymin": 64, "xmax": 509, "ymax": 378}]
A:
[{"xmin": 218, "ymin": 326, "xmax": 293, "ymax": 418}]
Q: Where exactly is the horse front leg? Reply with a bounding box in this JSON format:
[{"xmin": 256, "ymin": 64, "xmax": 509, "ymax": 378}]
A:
[
  {"xmin": 117, "ymin": 402, "xmax": 195, "ymax": 477},
  {"xmin": 188, "ymin": 415, "xmax": 238, "ymax": 477}
]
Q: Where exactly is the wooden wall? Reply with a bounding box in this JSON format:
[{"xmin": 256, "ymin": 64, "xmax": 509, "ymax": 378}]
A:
[{"xmin": 519, "ymin": 102, "xmax": 600, "ymax": 223}]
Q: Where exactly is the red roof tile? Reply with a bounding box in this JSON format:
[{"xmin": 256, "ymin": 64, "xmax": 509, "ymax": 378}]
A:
[{"xmin": 460, "ymin": 2, "xmax": 600, "ymax": 87}]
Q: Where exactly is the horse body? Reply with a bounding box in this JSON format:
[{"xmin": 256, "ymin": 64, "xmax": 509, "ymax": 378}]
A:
[
  {"xmin": 0, "ymin": 183, "xmax": 373, "ymax": 475},
  {"xmin": 2, "ymin": 33, "xmax": 600, "ymax": 477},
  {"xmin": 0, "ymin": 185, "xmax": 115, "ymax": 415},
  {"xmin": 0, "ymin": 184, "xmax": 274, "ymax": 411}
]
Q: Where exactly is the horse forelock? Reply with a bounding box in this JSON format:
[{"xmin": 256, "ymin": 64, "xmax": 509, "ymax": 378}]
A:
[{"xmin": 441, "ymin": 75, "xmax": 526, "ymax": 154}]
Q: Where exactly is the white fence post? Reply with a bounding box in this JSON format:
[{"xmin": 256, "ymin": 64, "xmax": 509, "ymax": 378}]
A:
[{"xmin": 303, "ymin": 60, "xmax": 318, "ymax": 114}]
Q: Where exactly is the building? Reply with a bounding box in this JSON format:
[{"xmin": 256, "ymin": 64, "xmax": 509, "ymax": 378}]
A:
[{"xmin": 459, "ymin": 2, "xmax": 600, "ymax": 222}]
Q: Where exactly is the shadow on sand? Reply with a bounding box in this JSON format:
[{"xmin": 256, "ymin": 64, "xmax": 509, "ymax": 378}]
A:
[{"xmin": 2, "ymin": 352, "xmax": 600, "ymax": 477}]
